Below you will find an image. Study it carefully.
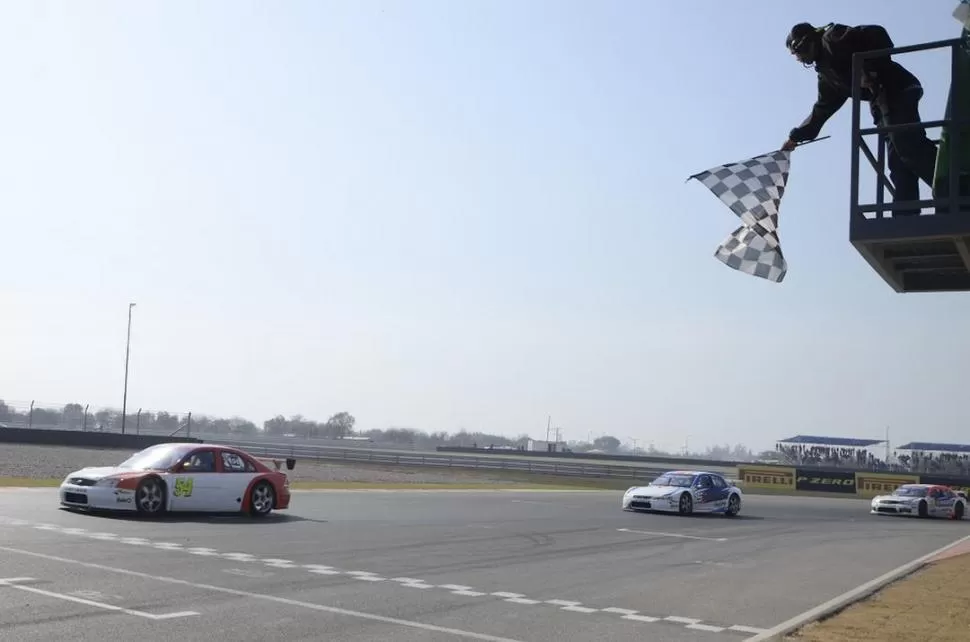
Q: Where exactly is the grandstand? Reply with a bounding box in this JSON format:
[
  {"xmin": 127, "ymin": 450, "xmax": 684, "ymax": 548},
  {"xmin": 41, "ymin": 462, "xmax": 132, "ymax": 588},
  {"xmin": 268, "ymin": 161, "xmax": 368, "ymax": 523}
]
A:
[
  {"xmin": 774, "ymin": 435, "xmax": 970, "ymax": 475},
  {"xmin": 775, "ymin": 435, "xmax": 888, "ymax": 471},
  {"xmin": 895, "ymin": 442, "xmax": 970, "ymax": 475}
]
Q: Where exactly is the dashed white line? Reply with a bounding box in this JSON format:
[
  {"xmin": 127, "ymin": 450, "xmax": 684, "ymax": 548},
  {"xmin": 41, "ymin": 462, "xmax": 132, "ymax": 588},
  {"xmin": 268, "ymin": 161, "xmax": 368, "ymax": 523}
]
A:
[
  {"xmin": 0, "ymin": 577, "xmax": 199, "ymax": 620},
  {"xmin": 0, "ymin": 515, "xmax": 768, "ymax": 635},
  {"xmin": 0, "ymin": 550, "xmax": 526, "ymax": 642},
  {"xmin": 688, "ymin": 623, "xmax": 726, "ymax": 633},
  {"xmin": 729, "ymin": 625, "xmax": 768, "ymax": 634},
  {"xmin": 616, "ymin": 528, "xmax": 728, "ymax": 543},
  {"xmin": 187, "ymin": 547, "xmax": 219, "ymax": 556},
  {"xmin": 545, "ymin": 599, "xmax": 581, "ymax": 606},
  {"xmin": 602, "ymin": 607, "xmax": 638, "ymax": 616},
  {"xmin": 152, "ymin": 543, "xmax": 184, "ymax": 551},
  {"xmin": 665, "ymin": 616, "xmax": 702, "ymax": 625},
  {"xmin": 623, "ymin": 614, "xmax": 661, "ymax": 623}
]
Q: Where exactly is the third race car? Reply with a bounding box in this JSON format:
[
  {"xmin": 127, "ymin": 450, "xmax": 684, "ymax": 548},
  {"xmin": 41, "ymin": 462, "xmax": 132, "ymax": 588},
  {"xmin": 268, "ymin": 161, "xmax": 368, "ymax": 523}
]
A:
[
  {"xmin": 59, "ymin": 442, "xmax": 295, "ymax": 517},
  {"xmin": 622, "ymin": 470, "xmax": 743, "ymax": 516},
  {"xmin": 870, "ymin": 483, "xmax": 966, "ymax": 519}
]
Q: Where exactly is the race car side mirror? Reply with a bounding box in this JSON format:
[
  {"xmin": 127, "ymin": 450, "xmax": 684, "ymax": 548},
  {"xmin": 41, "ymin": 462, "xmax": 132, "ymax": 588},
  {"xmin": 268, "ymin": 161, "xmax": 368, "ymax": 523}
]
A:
[{"xmin": 286, "ymin": 457, "xmax": 296, "ymax": 470}]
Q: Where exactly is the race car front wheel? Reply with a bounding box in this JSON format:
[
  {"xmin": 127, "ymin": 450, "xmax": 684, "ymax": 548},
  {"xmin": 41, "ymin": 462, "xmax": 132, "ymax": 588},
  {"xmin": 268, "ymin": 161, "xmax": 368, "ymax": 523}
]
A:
[
  {"xmin": 725, "ymin": 493, "xmax": 741, "ymax": 517},
  {"xmin": 135, "ymin": 477, "xmax": 165, "ymax": 516},
  {"xmin": 918, "ymin": 500, "xmax": 928, "ymax": 518},
  {"xmin": 249, "ymin": 481, "xmax": 275, "ymax": 517},
  {"xmin": 679, "ymin": 493, "xmax": 693, "ymax": 515},
  {"xmin": 954, "ymin": 503, "xmax": 965, "ymax": 520}
]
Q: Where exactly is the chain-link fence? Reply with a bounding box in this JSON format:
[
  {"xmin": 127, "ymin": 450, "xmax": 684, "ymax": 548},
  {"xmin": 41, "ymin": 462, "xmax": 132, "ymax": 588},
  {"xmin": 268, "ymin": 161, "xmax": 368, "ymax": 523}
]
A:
[{"xmin": 0, "ymin": 399, "xmax": 194, "ymax": 436}]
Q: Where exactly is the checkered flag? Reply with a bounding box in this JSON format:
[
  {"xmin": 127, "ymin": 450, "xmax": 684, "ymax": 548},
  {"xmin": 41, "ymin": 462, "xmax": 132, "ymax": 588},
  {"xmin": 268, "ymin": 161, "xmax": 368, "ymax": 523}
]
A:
[{"xmin": 689, "ymin": 150, "xmax": 791, "ymax": 283}]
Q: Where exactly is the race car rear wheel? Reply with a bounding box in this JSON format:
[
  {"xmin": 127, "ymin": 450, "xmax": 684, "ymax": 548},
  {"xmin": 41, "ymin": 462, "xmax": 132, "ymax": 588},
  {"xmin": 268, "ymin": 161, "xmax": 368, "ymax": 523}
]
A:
[
  {"xmin": 135, "ymin": 476, "xmax": 165, "ymax": 516},
  {"xmin": 678, "ymin": 492, "xmax": 693, "ymax": 515},
  {"xmin": 725, "ymin": 493, "xmax": 741, "ymax": 517},
  {"xmin": 249, "ymin": 481, "xmax": 275, "ymax": 517},
  {"xmin": 918, "ymin": 500, "xmax": 928, "ymax": 518},
  {"xmin": 954, "ymin": 502, "xmax": 965, "ymax": 520}
]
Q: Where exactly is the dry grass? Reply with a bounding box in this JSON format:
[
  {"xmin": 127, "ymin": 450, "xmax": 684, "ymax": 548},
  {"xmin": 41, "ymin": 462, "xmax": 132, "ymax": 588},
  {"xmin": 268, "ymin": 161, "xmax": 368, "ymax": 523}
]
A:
[{"xmin": 787, "ymin": 552, "xmax": 970, "ymax": 642}]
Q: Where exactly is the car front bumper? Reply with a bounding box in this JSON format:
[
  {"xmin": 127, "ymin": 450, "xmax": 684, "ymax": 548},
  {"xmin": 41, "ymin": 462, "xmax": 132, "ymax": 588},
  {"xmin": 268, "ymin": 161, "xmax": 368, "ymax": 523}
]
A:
[
  {"xmin": 622, "ymin": 494, "xmax": 678, "ymax": 511},
  {"xmin": 59, "ymin": 483, "xmax": 137, "ymax": 511},
  {"xmin": 870, "ymin": 500, "xmax": 919, "ymax": 516}
]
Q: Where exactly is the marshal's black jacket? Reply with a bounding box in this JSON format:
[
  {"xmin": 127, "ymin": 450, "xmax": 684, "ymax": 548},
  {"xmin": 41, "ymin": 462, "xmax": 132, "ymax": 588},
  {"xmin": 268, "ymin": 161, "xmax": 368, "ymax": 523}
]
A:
[{"xmin": 789, "ymin": 23, "xmax": 922, "ymax": 142}]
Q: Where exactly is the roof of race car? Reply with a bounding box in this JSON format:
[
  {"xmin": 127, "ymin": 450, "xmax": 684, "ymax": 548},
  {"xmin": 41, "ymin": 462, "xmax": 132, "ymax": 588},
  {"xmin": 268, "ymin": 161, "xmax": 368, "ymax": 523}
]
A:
[{"xmin": 660, "ymin": 470, "xmax": 722, "ymax": 477}]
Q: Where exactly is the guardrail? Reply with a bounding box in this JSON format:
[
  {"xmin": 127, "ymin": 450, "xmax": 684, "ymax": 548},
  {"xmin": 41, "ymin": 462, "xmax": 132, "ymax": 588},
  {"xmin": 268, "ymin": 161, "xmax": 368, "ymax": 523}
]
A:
[{"xmin": 220, "ymin": 439, "xmax": 669, "ymax": 480}]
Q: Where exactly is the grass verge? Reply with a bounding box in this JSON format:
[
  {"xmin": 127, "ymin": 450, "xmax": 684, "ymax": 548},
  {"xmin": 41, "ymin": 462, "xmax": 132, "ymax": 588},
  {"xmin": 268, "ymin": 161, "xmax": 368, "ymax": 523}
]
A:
[
  {"xmin": 0, "ymin": 477, "xmax": 61, "ymax": 487},
  {"xmin": 786, "ymin": 551, "xmax": 970, "ymax": 642}
]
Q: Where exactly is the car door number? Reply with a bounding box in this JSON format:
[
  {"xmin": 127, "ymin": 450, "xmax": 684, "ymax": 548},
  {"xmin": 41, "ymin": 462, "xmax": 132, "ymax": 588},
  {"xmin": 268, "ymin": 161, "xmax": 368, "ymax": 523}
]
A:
[{"xmin": 173, "ymin": 477, "xmax": 194, "ymax": 498}]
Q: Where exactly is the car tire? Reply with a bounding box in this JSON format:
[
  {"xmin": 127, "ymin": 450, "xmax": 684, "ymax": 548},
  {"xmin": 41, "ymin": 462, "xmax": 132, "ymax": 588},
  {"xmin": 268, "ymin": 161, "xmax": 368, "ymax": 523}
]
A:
[
  {"xmin": 954, "ymin": 502, "xmax": 965, "ymax": 520},
  {"xmin": 725, "ymin": 493, "xmax": 741, "ymax": 517},
  {"xmin": 678, "ymin": 492, "xmax": 693, "ymax": 515},
  {"xmin": 248, "ymin": 481, "xmax": 275, "ymax": 517},
  {"xmin": 918, "ymin": 500, "xmax": 928, "ymax": 518},
  {"xmin": 134, "ymin": 476, "xmax": 166, "ymax": 516}
]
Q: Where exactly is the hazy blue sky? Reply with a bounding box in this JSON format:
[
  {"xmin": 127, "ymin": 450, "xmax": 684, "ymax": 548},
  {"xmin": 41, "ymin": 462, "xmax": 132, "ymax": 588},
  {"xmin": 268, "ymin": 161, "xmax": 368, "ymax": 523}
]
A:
[{"xmin": 1, "ymin": 1, "xmax": 966, "ymax": 453}]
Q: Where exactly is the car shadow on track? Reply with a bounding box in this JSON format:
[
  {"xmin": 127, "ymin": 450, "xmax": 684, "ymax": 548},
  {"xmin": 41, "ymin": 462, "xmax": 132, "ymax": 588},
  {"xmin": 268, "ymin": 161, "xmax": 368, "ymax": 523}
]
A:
[
  {"xmin": 58, "ymin": 507, "xmax": 328, "ymax": 525},
  {"xmin": 626, "ymin": 510, "xmax": 765, "ymax": 521}
]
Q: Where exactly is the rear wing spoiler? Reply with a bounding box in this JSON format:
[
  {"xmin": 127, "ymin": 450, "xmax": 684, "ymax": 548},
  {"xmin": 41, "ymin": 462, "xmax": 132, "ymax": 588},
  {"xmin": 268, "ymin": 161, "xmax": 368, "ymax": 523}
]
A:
[{"xmin": 258, "ymin": 457, "xmax": 296, "ymax": 472}]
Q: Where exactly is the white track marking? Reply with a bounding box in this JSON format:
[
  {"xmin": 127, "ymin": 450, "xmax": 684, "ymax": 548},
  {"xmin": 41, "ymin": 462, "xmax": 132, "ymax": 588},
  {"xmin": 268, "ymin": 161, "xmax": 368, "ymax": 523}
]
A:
[
  {"xmin": 746, "ymin": 533, "xmax": 970, "ymax": 641},
  {"xmin": 0, "ymin": 515, "xmax": 769, "ymax": 635},
  {"xmin": 0, "ymin": 549, "xmax": 526, "ymax": 642},
  {"xmin": 0, "ymin": 577, "xmax": 198, "ymax": 620},
  {"xmin": 616, "ymin": 527, "xmax": 728, "ymax": 542}
]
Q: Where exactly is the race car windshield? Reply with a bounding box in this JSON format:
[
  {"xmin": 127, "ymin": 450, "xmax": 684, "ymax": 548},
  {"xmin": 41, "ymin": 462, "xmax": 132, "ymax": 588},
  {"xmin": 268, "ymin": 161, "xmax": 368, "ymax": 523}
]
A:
[
  {"xmin": 117, "ymin": 445, "xmax": 190, "ymax": 471},
  {"xmin": 650, "ymin": 475, "xmax": 695, "ymax": 487},
  {"xmin": 893, "ymin": 486, "xmax": 928, "ymax": 497}
]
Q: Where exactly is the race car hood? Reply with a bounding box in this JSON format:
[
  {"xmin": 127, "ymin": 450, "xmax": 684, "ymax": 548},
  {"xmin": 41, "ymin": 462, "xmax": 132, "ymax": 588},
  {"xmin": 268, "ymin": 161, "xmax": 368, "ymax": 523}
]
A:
[
  {"xmin": 66, "ymin": 466, "xmax": 138, "ymax": 481},
  {"xmin": 626, "ymin": 485, "xmax": 684, "ymax": 498},
  {"xmin": 872, "ymin": 494, "xmax": 921, "ymax": 503}
]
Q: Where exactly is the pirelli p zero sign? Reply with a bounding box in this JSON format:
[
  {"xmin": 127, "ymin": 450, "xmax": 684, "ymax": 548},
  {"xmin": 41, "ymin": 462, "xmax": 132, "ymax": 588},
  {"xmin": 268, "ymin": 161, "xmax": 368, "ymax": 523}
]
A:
[
  {"xmin": 856, "ymin": 473, "xmax": 920, "ymax": 498},
  {"xmin": 737, "ymin": 466, "xmax": 795, "ymax": 490},
  {"xmin": 795, "ymin": 469, "xmax": 856, "ymax": 494}
]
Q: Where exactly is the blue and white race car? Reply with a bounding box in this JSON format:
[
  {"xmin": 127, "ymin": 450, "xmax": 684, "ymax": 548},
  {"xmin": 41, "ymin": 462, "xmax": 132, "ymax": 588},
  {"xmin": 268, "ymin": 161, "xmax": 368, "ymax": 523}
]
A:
[{"xmin": 622, "ymin": 470, "xmax": 743, "ymax": 516}]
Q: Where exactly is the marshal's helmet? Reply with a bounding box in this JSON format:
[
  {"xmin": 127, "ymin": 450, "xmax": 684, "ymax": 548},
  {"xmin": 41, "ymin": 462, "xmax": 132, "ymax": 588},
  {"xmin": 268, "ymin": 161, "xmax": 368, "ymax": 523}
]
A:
[{"xmin": 786, "ymin": 22, "xmax": 821, "ymax": 65}]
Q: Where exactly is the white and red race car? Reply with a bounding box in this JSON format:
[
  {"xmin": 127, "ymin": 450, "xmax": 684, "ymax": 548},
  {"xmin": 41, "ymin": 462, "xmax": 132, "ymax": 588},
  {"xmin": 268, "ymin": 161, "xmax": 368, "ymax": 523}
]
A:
[
  {"xmin": 59, "ymin": 442, "xmax": 295, "ymax": 517},
  {"xmin": 870, "ymin": 483, "xmax": 966, "ymax": 519}
]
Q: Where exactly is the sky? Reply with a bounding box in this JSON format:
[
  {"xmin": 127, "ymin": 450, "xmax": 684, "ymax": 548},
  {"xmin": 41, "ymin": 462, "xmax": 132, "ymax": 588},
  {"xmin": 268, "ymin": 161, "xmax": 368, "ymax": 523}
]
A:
[{"xmin": 1, "ymin": 1, "xmax": 967, "ymax": 454}]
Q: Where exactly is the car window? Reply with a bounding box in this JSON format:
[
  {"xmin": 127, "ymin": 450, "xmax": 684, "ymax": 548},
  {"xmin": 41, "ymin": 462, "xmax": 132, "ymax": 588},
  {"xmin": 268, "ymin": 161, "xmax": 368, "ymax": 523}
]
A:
[
  {"xmin": 711, "ymin": 475, "xmax": 727, "ymax": 489},
  {"xmin": 696, "ymin": 475, "xmax": 712, "ymax": 488},
  {"xmin": 181, "ymin": 450, "xmax": 216, "ymax": 472},
  {"xmin": 221, "ymin": 451, "xmax": 256, "ymax": 472}
]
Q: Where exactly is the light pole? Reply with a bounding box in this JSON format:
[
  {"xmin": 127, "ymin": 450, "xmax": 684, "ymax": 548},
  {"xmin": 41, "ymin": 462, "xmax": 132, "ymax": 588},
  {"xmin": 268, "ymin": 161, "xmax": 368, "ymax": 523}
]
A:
[{"xmin": 121, "ymin": 302, "xmax": 136, "ymax": 435}]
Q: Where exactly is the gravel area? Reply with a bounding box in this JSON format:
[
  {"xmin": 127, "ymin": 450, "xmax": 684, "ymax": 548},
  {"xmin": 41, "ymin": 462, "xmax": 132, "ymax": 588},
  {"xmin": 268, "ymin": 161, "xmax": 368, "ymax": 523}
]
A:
[{"xmin": 0, "ymin": 443, "xmax": 540, "ymax": 485}]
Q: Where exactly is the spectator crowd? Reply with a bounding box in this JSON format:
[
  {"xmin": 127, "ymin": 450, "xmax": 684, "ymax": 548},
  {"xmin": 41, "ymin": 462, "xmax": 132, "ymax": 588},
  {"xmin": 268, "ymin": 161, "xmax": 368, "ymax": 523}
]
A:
[{"xmin": 775, "ymin": 443, "xmax": 970, "ymax": 476}]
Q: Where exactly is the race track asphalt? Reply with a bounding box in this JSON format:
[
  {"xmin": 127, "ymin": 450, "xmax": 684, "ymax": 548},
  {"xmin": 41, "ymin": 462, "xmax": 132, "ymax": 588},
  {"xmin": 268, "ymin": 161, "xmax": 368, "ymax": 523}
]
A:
[{"xmin": 1, "ymin": 488, "xmax": 968, "ymax": 642}]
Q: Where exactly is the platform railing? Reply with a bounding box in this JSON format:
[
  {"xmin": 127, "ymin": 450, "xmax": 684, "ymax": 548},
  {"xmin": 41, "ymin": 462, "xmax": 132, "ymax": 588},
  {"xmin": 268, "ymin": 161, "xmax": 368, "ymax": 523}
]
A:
[{"xmin": 849, "ymin": 36, "xmax": 970, "ymax": 226}]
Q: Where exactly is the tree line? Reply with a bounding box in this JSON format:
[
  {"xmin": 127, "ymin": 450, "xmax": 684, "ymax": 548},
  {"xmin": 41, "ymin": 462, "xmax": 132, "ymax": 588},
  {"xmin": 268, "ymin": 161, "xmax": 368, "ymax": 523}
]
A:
[{"xmin": 0, "ymin": 398, "xmax": 767, "ymax": 461}]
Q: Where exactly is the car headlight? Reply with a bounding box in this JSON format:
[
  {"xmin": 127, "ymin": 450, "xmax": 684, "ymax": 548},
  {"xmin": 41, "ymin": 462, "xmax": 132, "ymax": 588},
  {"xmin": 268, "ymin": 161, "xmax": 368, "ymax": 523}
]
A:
[{"xmin": 95, "ymin": 478, "xmax": 120, "ymax": 488}]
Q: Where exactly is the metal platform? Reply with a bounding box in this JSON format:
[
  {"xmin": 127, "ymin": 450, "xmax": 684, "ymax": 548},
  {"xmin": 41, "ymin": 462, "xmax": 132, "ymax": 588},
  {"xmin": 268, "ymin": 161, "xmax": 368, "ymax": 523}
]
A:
[{"xmin": 849, "ymin": 36, "xmax": 970, "ymax": 292}]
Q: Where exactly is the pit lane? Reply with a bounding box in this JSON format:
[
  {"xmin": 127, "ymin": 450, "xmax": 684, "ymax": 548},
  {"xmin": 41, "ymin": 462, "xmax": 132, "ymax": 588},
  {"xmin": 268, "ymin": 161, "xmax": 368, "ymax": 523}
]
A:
[{"xmin": 1, "ymin": 488, "xmax": 967, "ymax": 641}]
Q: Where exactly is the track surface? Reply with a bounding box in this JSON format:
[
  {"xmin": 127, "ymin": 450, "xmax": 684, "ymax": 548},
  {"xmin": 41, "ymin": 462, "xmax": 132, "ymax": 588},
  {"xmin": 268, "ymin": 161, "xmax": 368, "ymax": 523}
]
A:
[{"xmin": 1, "ymin": 489, "xmax": 968, "ymax": 642}]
